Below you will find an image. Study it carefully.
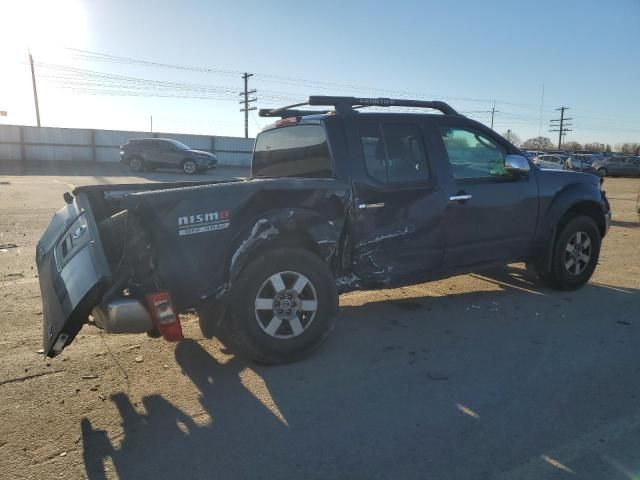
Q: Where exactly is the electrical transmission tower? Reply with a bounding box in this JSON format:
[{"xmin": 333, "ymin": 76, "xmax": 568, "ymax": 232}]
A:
[
  {"xmin": 239, "ymin": 73, "xmax": 257, "ymax": 138},
  {"xmin": 549, "ymin": 107, "xmax": 572, "ymax": 149}
]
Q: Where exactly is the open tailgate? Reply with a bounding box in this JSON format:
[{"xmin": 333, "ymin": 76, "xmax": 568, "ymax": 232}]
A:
[{"xmin": 35, "ymin": 192, "xmax": 111, "ymax": 357}]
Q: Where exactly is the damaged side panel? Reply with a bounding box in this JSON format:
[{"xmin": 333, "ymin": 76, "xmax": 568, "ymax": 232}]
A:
[
  {"xmin": 351, "ymin": 182, "xmax": 447, "ymax": 286},
  {"xmin": 119, "ymin": 177, "xmax": 351, "ymax": 309}
]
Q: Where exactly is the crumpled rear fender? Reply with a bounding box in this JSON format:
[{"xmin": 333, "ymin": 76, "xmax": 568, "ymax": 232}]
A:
[{"xmin": 226, "ymin": 208, "xmax": 343, "ymax": 288}]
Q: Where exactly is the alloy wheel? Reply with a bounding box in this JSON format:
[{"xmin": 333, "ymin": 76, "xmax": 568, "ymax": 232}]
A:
[
  {"xmin": 564, "ymin": 231, "xmax": 592, "ymax": 276},
  {"xmin": 254, "ymin": 271, "xmax": 318, "ymax": 339},
  {"xmin": 183, "ymin": 160, "xmax": 197, "ymax": 174},
  {"xmin": 129, "ymin": 158, "xmax": 143, "ymax": 171}
]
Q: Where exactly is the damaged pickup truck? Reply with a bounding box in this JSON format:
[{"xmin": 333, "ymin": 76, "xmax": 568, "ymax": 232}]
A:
[{"xmin": 36, "ymin": 96, "xmax": 612, "ymax": 364}]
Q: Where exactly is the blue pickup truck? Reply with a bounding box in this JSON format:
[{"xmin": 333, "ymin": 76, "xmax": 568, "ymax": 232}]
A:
[{"xmin": 36, "ymin": 96, "xmax": 611, "ymax": 364}]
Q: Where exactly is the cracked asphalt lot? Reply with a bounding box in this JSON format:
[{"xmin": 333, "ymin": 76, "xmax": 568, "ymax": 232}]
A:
[{"xmin": 1, "ymin": 165, "xmax": 639, "ymax": 479}]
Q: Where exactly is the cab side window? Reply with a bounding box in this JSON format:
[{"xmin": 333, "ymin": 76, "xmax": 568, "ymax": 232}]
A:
[
  {"xmin": 440, "ymin": 127, "xmax": 508, "ymax": 179},
  {"xmin": 359, "ymin": 123, "xmax": 430, "ymax": 183}
]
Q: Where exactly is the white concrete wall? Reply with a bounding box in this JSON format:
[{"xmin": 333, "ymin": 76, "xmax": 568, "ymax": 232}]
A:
[{"xmin": 0, "ymin": 125, "xmax": 255, "ymax": 167}]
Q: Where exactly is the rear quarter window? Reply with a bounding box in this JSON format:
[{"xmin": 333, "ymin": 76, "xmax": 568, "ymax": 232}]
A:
[{"xmin": 252, "ymin": 125, "xmax": 333, "ymax": 178}]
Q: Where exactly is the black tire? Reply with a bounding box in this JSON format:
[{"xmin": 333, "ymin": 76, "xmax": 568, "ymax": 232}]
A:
[
  {"xmin": 128, "ymin": 156, "xmax": 144, "ymax": 172},
  {"xmin": 182, "ymin": 159, "xmax": 198, "ymax": 175},
  {"xmin": 226, "ymin": 248, "xmax": 337, "ymax": 364},
  {"xmin": 540, "ymin": 215, "xmax": 601, "ymax": 290}
]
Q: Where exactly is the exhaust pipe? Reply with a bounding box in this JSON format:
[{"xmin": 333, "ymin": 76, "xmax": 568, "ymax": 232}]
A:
[{"xmin": 91, "ymin": 298, "xmax": 154, "ymax": 334}]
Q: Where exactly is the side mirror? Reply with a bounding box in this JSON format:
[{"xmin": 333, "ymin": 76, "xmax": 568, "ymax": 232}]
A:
[{"xmin": 504, "ymin": 154, "xmax": 530, "ymax": 174}]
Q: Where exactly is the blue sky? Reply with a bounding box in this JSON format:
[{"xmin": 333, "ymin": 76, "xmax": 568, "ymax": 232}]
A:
[{"xmin": 0, "ymin": 0, "xmax": 638, "ymax": 144}]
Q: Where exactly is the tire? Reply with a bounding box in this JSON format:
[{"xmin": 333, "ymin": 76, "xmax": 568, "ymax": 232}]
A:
[
  {"xmin": 226, "ymin": 248, "xmax": 337, "ymax": 364},
  {"xmin": 540, "ymin": 215, "xmax": 601, "ymax": 290},
  {"xmin": 182, "ymin": 159, "xmax": 198, "ymax": 175},
  {"xmin": 128, "ymin": 156, "xmax": 144, "ymax": 172}
]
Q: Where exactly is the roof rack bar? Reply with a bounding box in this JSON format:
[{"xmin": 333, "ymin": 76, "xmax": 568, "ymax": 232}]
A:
[
  {"xmin": 308, "ymin": 96, "xmax": 459, "ymax": 115},
  {"xmin": 259, "ymin": 95, "xmax": 460, "ymax": 119},
  {"xmin": 258, "ymin": 108, "xmax": 330, "ymax": 118}
]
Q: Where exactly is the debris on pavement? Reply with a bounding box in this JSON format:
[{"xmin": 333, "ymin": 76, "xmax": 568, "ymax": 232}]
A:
[
  {"xmin": 0, "ymin": 243, "xmax": 18, "ymax": 252},
  {"xmin": 81, "ymin": 374, "xmax": 99, "ymax": 380},
  {"xmin": 617, "ymin": 320, "xmax": 631, "ymax": 326},
  {"xmin": 134, "ymin": 355, "xmax": 143, "ymax": 363}
]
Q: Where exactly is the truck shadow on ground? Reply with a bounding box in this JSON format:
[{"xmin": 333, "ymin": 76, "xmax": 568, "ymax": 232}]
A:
[{"xmin": 80, "ymin": 266, "xmax": 640, "ymax": 480}]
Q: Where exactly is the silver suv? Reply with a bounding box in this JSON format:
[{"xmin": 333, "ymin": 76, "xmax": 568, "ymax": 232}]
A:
[{"xmin": 120, "ymin": 138, "xmax": 217, "ymax": 174}]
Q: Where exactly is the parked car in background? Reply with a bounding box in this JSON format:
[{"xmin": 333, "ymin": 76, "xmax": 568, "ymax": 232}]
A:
[
  {"xmin": 523, "ymin": 150, "xmax": 545, "ymax": 159},
  {"xmin": 533, "ymin": 154, "xmax": 565, "ymax": 170},
  {"xmin": 593, "ymin": 156, "xmax": 640, "ymax": 177},
  {"xmin": 566, "ymin": 154, "xmax": 599, "ymax": 175},
  {"xmin": 120, "ymin": 138, "xmax": 218, "ymax": 174},
  {"xmin": 575, "ymin": 151, "xmax": 605, "ymax": 161}
]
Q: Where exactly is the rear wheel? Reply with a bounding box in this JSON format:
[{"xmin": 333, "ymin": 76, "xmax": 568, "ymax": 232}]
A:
[
  {"xmin": 182, "ymin": 159, "xmax": 197, "ymax": 174},
  {"xmin": 226, "ymin": 248, "xmax": 337, "ymax": 364},
  {"xmin": 540, "ymin": 215, "xmax": 601, "ymax": 290},
  {"xmin": 128, "ymin": 156, "xmax": 144, "ymax": 172}
]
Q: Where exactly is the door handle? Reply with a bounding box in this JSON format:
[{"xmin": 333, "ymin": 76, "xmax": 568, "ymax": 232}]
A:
[
  {"xmin": 449, "ymin": 194, "xmax": 472, "ymax": 202},
  {"xmin": 358, "ymin": 202, "xmax": 385, "ymax": 209}
]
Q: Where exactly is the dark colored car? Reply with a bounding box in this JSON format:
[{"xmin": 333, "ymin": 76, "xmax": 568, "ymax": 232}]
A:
[
  {"xmin": 566, "ymin": 154, "xmax": 598, "ymax": 175},
  {"xmin": 593, "ymin": 156, "xmax": 640, "ymax": 177},
  {"xmin": 574, "ymin": 151, "xmax": 605, "ymax": 161},
  {"xmin": 36, "ymin": 96, "xmax": 611, "ymax": 364},
  {"xmin": 120, "ymin": 138, "xmax": 217, "ymax": 174}
]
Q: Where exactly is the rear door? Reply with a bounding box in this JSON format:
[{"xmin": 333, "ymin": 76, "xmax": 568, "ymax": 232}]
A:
[
  {"xmin": 157, "ymin": 140, "xmax": 182, "ymax": 168},
  {"xmin": 350, "ymin": 117, "xmax": 447, "ymax": 284},
  {"xmin": 433, "ymin": 121, "xmax": 539, "ymax": 267}
]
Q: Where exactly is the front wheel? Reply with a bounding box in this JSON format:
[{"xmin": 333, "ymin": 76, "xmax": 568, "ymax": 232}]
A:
[
  {"xmin": 540, "ymin": 215, "xmax": 601, "ymax": 290},
  {"xmin": 182, "ymin": 159, "xmax": 198, "ymax": 174},
  {"xmin": 227, "ymin": 248, "xmax": 338, "ymax": 364}
]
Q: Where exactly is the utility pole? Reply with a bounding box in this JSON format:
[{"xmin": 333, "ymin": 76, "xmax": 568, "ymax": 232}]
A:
[
  {"xmin": 150, "ymin": 115, "xmax": 153, "ymax": 133},
  {"xmin": 549, "ymin": 106, "xmax": 572, "ymax": 150},
  {"xmin": 29, "ymin": 51, "xmax": 41, "ymax": 127},
  {"xmin": 239, "ymin": 73, "xmax": 257, "ymax": 138},
  {"xmin": 490, "ymin": 100, "xmax": 499, "ymax": 130}
]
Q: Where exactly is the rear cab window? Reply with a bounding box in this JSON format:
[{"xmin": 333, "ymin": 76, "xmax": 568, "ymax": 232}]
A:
[
  {"xmin": 252, "ymin": 124, "xmax": 333, "ymax": 178},
  {"xmin": 359, "ymin": 122, "xmax": 430, "ymax": 184}
]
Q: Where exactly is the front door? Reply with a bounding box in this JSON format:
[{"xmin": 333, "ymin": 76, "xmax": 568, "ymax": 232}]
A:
[
  {"xmin": 351, "ymin": 119, "xmax": 447, "ymax": 284},
  {"xmin": 435, "ymin": 123, "xmax": 539, "ymax": 268}
]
